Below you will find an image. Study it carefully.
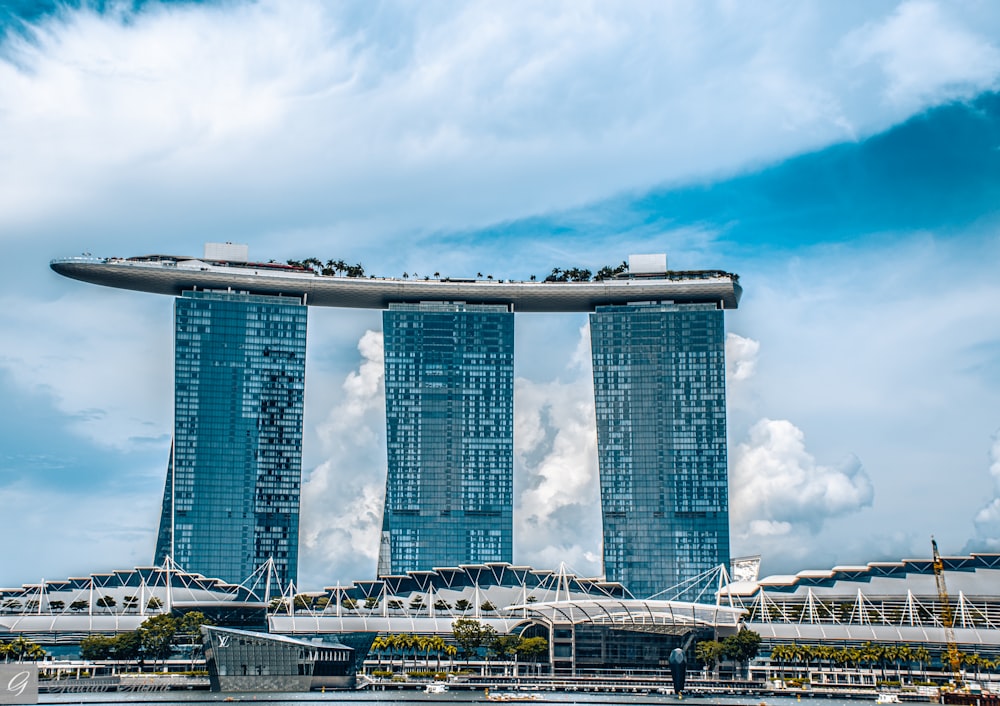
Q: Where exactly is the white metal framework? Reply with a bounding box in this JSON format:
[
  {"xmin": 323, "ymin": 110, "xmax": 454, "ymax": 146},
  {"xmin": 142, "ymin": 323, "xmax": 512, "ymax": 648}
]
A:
[{"xmin": 718, "ymin": 553, "xmax": 1000, "ymax": 655}]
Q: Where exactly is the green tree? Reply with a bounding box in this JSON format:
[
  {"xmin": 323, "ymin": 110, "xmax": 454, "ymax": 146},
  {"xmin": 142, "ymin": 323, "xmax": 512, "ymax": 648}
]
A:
[
  {"xmin": 696, "ymin": 640, "xmax": 726, "ymax": 677},
  {"xmin": 138, "ymin": 613, "xmax": 178, "ymax": 665},
  {"xmin": 178, "ymin": 610, "xmax": 212, "ymax": 636},
  {"xmin": 425, "ymin": 635, "xmax": 447, "ymax": 670},
  {"xmin": 113, "ymin": 631, "xmax": 143, "ymax": 662},
  {"xmin": 4, "ymin": 636, "xmax": 47, "ymax": 662},
  {"xmin": 70, "ymin": 599, "xmax": 89, "ymax": 613},
  {"xmin": 722, "ymin": 629, "xmax": 762, "ymax": 678},
  {"xmin": 96, "ymin": 595, "xmax": 116, "ymax": 610},
  {"xmin": 80, "ymin": 634, "xmax": 114, "ymax": 660},
  {"xmin": 516, "ymin": 636, "xmax": 548, "ymax": 670},
  {"xmin": 146, "ymin": 597, "xmax": 163, "ymax": 611},
  {"xmin": 452, "ymin": 618, "xmax": 497, "ymax": 661},
  {"xmin": 369, "ymin": 635, "xmax": 390, "ymax": 668},
  {"xmin": 444, "ymin": 644, "xmax": 458, "ymax": 670},
  {"xmin": 48, "ymin": 600, "xmax": 65, "ymax": 612},
  {"xmin": 454, "ymin": 599, "xmax": 472, "ymax": 612},
  {"xmin": 490, "ymin": 634, "xmax": 521, "ymax": 660},
  {"xmin": 176, "ymin": 611, "xmax": 212, "ymax": 669}
]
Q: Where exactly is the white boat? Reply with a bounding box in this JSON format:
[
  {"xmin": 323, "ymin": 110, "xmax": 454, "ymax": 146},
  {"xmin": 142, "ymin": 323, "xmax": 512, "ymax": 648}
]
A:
[
  {"xmin": 876, "ymin": 693, "xmax": 901, "ymax": 704},
  {"xmin": 485, "ymin": 689, "xmax": 543, "ymax": 702},
  {"xmin": 424, "ymin": 683, "xmax": 449, "ymax": 694}
]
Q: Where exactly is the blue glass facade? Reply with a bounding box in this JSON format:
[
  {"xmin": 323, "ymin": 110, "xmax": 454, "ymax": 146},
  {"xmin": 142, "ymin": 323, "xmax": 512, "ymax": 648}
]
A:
[
  {"xmin": 154, "ymin": 290, "xmax": 307, "ymax": 588},
  {"xmin": 379, "ymin": 302, "xmax": 514, "ymax": 575},
  {"xmin": 590, "ymin": 303, "xmax": 730, "ymax": 599}
]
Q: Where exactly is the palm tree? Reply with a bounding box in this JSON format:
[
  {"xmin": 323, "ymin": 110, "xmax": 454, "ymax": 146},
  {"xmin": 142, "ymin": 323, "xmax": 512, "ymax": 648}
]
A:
[
  {"xmin": 769, "ymin": 643, "xmax": 791, "ymax": 678},
  {"xmin": 5, "ymin": 636, "xmax": 47, "ymax": 662},
  {"xmin": 370, "ymin": 635, "xmax": 390, "ymax": 669},
  {"xmin": 415, "ymin": 635, "xmax": 433, "ymax": 668},
  {"xmin": 444, "ymin": 644, "xmax": 458, "ymax": 672},
  {"xmin": 912, "ymin": 645, "xmax": 931, "ymax": 680},
  {"xmin": 402, "ymin": 634, "xmax": 418, "ymax": 671},
  {"xmin": 387, "ymin": 633, "xmax": 404, "ymax": 670},
  {"xmin": 426, "ymin": 635, "xmax": 447, "ymax": 671}
]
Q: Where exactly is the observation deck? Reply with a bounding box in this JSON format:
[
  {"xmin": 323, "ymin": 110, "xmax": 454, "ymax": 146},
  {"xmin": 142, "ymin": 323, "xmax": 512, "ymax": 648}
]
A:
[{"xmin": 50, "ymin": 254, "xmax": 742, "ymax": 312}]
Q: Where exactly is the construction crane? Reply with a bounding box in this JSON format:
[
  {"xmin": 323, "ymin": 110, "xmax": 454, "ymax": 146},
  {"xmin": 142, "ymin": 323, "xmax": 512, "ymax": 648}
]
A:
[{"xmin": 931, "ymin": 536, "xmax": 962, "ymax": 685}]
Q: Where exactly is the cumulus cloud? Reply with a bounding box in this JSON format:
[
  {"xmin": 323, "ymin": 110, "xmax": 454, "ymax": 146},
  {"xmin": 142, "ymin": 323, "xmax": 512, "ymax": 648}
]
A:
[
  {"xmin": 298, "ymin": 322, "xmax": 606, "ymax": 584},
  {"xmin": 513, "ymin": 375, "xmax": 602, "ymax": 577},
  {"xmin": 730, "ymin": 418, "xmax": 874, "ymax": 543},
  {"xmin": 513, "ymin": 323, "xmax": 602, "ymax": 576},
  {"xmin": 843, "ymin": 0, "xmax": 1000, "ymax": 109},
  {"xmin": 968, "ymin": 430, "xmax": 1000, "ymax": 551},
  {"xmin": 3, "ymin": 1, "xmax": 999, "ymax": 248},
  {"xmin": 726, "ymin": 332, "xmax": 760, "ymax": 383},
  {"xmin": 299, "ymin": 330, "xmax": 386, "ymax": 586}
]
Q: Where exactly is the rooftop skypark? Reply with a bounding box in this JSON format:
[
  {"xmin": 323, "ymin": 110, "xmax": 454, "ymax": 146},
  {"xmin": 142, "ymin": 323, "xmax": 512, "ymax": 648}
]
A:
[{"xmin": 50, "ymin": 246, "xmax": 742, "ymax": 312}]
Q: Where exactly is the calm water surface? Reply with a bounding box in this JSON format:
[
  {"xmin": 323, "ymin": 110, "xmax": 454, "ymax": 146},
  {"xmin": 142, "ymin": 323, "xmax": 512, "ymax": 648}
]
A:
[{"xmin": 38, "ymin": 694, "xmax": 879, "ymax": 706}]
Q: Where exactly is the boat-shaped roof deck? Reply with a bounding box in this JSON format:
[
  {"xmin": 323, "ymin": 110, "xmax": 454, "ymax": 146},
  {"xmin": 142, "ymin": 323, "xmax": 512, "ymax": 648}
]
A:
[{"xmin": 50, "ymin": 254, "xmax": 742, "ymax": 312}]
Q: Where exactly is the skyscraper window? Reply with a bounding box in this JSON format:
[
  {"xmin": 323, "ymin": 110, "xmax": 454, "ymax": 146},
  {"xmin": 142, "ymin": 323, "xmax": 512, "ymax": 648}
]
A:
[
  {"xmin": 154, "ymin": 290, "xmax": 307, "ymax": 588},
  {"xmin": 590, "ymin": 302, "xmax": 730, "ymax": 599},
  {"xmin": 378, "ymin": 302, "xmax": 514, "ymax": 575}
]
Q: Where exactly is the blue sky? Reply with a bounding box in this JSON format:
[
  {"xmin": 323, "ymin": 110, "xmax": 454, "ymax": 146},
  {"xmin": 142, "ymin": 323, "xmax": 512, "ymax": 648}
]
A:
[{"xmin": 1, "ymin": 0, "xmax": 999, "ymax": 591}]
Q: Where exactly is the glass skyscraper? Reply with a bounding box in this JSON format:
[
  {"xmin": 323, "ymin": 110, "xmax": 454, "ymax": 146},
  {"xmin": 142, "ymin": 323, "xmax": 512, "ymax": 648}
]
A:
[
  {"xmin": 154, "ymin": 290, "xmax": 308, "ymax": 588},
  {"xmin": 378, "ymin": 302, "xmax": 514, "ymax": 575},
  {"xmin": 590, "ymin": 302, "xmax": 730, "ymax": 599}
]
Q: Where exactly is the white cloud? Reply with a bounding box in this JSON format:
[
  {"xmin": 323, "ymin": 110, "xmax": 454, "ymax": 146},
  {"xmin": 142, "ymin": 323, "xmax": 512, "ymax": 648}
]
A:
[
  {"xmin": 726, "ymin": 332, "xmax": 760, "ymax": 383},
  {"xmin": 969, "ymin": 430, "xmax": 1000, "ymax": 551},
  {"xmin": 2, "ymin": 0, "xmax": 999, "ymax": 589},
  {"xmin": 299, "ymin": 330, "xmax": 386, "ymax": 586},
  {"xmin": 513, "ymin": 375, "xmax": 601, "ymax": 577},
  {"xmin": 843, "ymin": 0, "xmax": 1000, "ymax": 109},
  {"xmin": 3, "ymin": 1, "xmax": 998, "ymax": 248},
  {"xmin": 730, "ymin": 418, "xmax": 874, "ymax": 547}
]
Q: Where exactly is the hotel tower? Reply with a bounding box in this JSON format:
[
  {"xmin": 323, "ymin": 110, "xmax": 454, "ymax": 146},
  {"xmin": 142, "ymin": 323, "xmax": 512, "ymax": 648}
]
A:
[{"xmin": 53, "ymin": 246, "xmax": 739, "ymax": 597}]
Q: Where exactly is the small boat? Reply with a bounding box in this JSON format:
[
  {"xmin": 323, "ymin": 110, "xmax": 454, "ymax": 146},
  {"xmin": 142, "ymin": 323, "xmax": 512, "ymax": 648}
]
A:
[
  {"xmin": 424, "ymin": 682, "xmax": 449, "ymax": 694},
  {"xmin": 876, "ymin": 694, "xmax": 900, "ymax": 704},
  {"xmin": 485, "ymin": 689, "xmax": 543, "ymax": 702}
]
